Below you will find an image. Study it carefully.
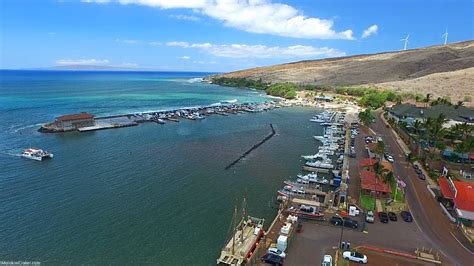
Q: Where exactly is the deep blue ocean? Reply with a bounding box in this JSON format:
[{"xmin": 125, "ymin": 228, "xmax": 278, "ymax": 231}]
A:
[{"xmin": 0, "ymin": 70, "xmax": 322, "ymax": 265}]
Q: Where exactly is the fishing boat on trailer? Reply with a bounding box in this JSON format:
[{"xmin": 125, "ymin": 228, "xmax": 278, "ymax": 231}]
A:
[
  {"xmin": 288, "ymin": 205, "xmax": 325, "ymax": 220},
  {"xmin": 289, "ymin": 199, "xmax": 325, "ymax": 220},
  {"xmin": 217, "ymin": 201, "xmax": 265, "ymax": 265}
]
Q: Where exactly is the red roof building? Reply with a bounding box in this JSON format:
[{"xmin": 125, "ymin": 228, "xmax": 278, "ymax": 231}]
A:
[
  {"xmin": 56, "ymin": 113, "xmax": 94, "ymax": 121},
  {"xmin": 360, "ymin": 170, "xmax": 392, "ymax": 195},
  {"xmin": 360, "ymin": 158, "xmax": 377, "ymax": 168},
  {"xmin": 438, "ymin": 176, "xmax": 474, "ymax": 221}
]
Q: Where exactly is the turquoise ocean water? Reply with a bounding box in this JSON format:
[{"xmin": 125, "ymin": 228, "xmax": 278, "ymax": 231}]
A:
[{"xmin": 0, "ymin": 70, "xmax": 322, "ymax": 265}]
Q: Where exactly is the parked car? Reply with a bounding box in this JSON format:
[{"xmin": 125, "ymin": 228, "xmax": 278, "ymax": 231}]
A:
[
  {"xmin": 401, "ymin": 211, "xmax": 413, "ymax": 222},
  {"xmin": 418, "ymin": 173, "xmax": 426, "ymax": 180},
  {"xmin": 378, "ymin": 212, "xmax": 389, "ymax": 223},
  {"xmin": 260, "ymin": 253, "xmax": 283, "ymax": 265},
  {"xmin": 330, "ymin": 216, "xmax": 358, "ymax": 229},
  {"xmin": 366, "ymin": 211, "xmax": 375, "ymax": 223},
  {"xmin": 342, "ymin": 251, "xmax": 368, "ymax": 264},
  {"xmin": 384, "ymin": 153, "xmax": 394, "ymax": 163},
  {"xmin": 267, "ymin": 247, "xmax": 286, "ymax": 258},
  {"xmin": 388, "ymin": 212, "xmax": 398, "ymax": 221},
  {"xmin": 322, "ymin": 254, "xmax": 333, "ymax": 266}
]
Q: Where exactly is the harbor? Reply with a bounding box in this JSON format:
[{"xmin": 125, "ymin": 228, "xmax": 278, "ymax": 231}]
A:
[
  {"xmin": 38, "ymin": 101, "xmax": 288, "ymax": 133},
  {"xmin": 216, "ymin": 108, "xmax": 359, "ymax": 265}
]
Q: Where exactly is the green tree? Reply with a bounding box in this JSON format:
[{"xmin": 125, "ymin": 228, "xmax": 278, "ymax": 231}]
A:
[
  {"xmin": 358, "ymin": 108, "xmax": 375, "ymax": 127},
  {"xmin": 374, "ymin": 141, "xmax": 385, "ymax": 159}
]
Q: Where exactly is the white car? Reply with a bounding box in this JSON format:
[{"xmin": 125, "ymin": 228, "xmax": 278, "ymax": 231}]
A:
[
  {"xmin": 385, "ymin": 154, "xmax": 394, "ymax": 163},
  {"xmin": 322, "ymin": 254, "xmax": 332, "ymax": 266},
  {"xmin": 267, "ymin": 247, "xmax": 286, "ymax": 258},
  {"xmin": 343, "ymin": 251, "xmax": 367, "ymax": 264},
  {"xmin": 366, "ymin": 211, "xmax": 375, "ymax": 223}
]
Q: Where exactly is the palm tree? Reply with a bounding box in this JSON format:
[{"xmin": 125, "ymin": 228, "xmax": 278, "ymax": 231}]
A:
[
  {"xmin": 458, "ymin": 122, "xmax": 473, "ymax": 141},
  {"xmin": 384, "ymin": 171, "xmax": 394, "ymax": 184},
  {"xmin": 455, "ymin": 136, "xmax": 474, "ymax": 164},
  {"xmin": 424, "ymin": 93, "xmax": 431, "ymax": 108},
  {"xmin": 413, "ymin": 120, "xmax": 423, "ymax": 135},
  {"xmin": 455, "ymin": 100, "xmax": 464, "ymax": 109},
  {"xmin": 373, "ymin": 161, "xmax": 389, "ymax": 177},
  {"xmin": 428, "ymin": 113, "xmax": 447, "ymax": 154},
  {"xmin": 374, "ymin": 141, "xmax": 385, "ymax": 159}
]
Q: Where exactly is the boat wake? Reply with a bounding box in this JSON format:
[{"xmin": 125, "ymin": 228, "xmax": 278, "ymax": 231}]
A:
[
  {"xmin": 10, "ymin": 123, "xmax": 43, "ymax": 133},
  {"xmin": 0, "ymin": 148, "xmax": 24, "ymax": 158}
]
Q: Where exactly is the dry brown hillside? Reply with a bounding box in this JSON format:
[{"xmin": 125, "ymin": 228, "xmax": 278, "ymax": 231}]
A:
[{"xmin": 216, "ymin": 40, "xmax": 474, "ymax": 105}]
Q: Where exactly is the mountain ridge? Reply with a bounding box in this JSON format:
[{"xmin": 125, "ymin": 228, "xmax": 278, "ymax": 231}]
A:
[{"xmin": 214, "ymin": 40, "xmax": 474, "ymax": 105}]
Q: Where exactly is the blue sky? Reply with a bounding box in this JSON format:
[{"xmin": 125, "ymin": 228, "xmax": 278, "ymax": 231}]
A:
[{"xmin": 1, "ymin": 0, "xmax": 473, "ymax": 72}]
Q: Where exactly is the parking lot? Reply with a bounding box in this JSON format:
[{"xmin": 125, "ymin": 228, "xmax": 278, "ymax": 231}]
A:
[
  {"xmin": 284, "ymin": 212, "xmax": 436, "ymax": 265},
  {"xmin": 347, "ymin": 248, "xmax": 433, "ymax": 266}
]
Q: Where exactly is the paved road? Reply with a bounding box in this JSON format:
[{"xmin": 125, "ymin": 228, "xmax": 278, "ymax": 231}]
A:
[{"xmin": 370, "ymin": 110, "xmax": 473, "ymax": 266}]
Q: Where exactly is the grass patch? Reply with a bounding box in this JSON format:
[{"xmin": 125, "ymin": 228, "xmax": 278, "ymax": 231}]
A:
[
  {"xmin": 360, "ymin": 194, "xmax": 376, "ymax": 211},
  {"xmin": 336, "ymin": 250, "xmax": 350, "ymax": 266},
  {"xmin": 389, "ymin": 179, "xmax": 405, "ymax": 202},
  {"xmin": 360, "ymin": 193, "xmax": 387, "ymax": 211}
]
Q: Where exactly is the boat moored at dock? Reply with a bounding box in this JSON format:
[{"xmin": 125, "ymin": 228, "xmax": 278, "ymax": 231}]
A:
[{"xmin": 217, "ymin": 202, "xmax": 265, "ymax": 265}]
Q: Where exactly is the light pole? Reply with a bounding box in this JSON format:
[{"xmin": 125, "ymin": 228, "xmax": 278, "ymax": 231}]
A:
[{"xmin": 336, "ymin": 213, "xmax": 344, "ymax": 249}]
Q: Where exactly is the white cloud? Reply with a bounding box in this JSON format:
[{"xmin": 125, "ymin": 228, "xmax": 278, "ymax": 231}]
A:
[
  {"xmin": 170, "ymin": 14, "xmax": 201, "ymax": 21},
  {"xmin": 166, "ymin": 42, "xmax": 345, "ymax": 58},
  {"xmin": 82, "ymin": 0, "xmax": 111, "ymax": 3},
  {"xmin": 119, "ymin": 62, "xmax": 139, "ymax": 67},
  {"xmin": 115, "ymin": 38, "xmax": 140, "ymax": 44},
  {"xmin": 362, "ymin": 25, "xmax": 378, "ymax": 39},
  {"xmin": 148, "ymin": 41, "xmax": 162, "ymax": 46},
  {"xmin": 55, "ymin": 58, "xmax": 110, "ymax": 65},
  {"xmin": 82, "ymin": 0, "xmax": 355, "ymax": 40},
  {"xmin": 166, "ymin": 41, "xmax": 190, "ymax": 47},
  {"xmin": 179, "ymin": 56, "xmax": 191, "ymax": 60}
]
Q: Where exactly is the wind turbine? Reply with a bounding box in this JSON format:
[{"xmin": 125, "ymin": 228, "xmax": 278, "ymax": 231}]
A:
[
  {"xmin": 400, "ymin": 34, "xmax": 409, "ymax": 50},
  {"xmin": 442, "ymin": 29, "xmax": 449, "ymax": 45}
]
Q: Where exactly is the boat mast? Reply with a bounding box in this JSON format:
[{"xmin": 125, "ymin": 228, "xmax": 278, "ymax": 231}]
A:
[
  {"xmin": 231, "ymin": 205, "xmax": 237, "ymax": 255},
  {"xmin": 240, "ymin": 197, "xmax": 247, "ymax": 243}
]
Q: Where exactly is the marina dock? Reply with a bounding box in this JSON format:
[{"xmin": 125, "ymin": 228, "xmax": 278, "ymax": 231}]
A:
[{"xmin": 39, "ymin": 102, "xmax": 284, "ymax": 134}]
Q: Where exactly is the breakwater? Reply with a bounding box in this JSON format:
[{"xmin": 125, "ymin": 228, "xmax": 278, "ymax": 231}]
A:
[{"xmin": 225, "ymin": 124, "xmax": 276, "ymax": 170}]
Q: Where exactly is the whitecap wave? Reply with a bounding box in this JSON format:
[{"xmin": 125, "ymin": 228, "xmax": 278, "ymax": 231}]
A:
[
  {"xmin": 210, "ymin": 102, "xmax": 222, "ymax": 106},
  {"xmin": 223, "ymin": 99, "xmax": 238, "ymax": 103},
  {"xmin": 187, "ymin": 78, "xmax": 203, "ymax": 83}
]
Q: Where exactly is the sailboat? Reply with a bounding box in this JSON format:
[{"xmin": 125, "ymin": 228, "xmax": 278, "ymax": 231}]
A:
[{"xmin": 217, "ymin": 199, "xmax": 265, "ymax": 265}]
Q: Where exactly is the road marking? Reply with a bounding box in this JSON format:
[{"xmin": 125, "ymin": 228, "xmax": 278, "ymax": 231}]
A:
[{"xmin": 450, "ymin": 232, "xmax": 474, "ymax": 255}]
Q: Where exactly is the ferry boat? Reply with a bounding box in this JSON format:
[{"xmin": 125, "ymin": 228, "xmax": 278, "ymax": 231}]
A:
[
  {"xmin": 21, "ymin": 148, "xmax": 54, "ymax": 161},
  {"xmin": 217, "ymin": 201, "xmax": 265, "ymax": 265}
]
